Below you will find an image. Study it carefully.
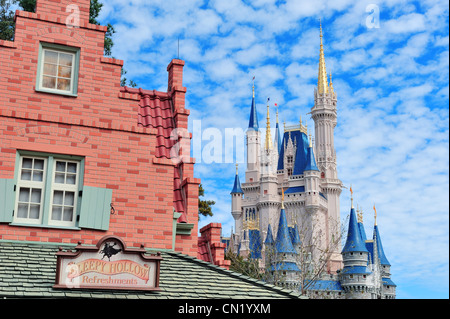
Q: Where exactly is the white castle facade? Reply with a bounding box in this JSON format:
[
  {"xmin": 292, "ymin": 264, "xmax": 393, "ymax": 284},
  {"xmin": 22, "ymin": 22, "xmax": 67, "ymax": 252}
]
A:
[{"xmin": 226, "ymin": 26, "xmax": 396, "ymax": 299}]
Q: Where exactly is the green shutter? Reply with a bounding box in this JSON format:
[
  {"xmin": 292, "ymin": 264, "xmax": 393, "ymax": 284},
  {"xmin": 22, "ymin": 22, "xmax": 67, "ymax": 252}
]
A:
[
  {"xmin": 78, "ymin": 186, "xmax": 112, "ymax": 231},
  {"xmin": 0, "ymin": 178, "xmax": 15, "ymax": 223}
]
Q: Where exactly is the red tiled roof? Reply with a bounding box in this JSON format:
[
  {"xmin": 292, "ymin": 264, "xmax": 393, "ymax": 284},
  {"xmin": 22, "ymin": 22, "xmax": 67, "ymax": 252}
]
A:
[
  {"xmin": 120, "ymin": 86, "xmax": 187, "ymax": 223},
  {"xmin": 197, "ymin": 237, "xmax": 212, "ymax": 263}
]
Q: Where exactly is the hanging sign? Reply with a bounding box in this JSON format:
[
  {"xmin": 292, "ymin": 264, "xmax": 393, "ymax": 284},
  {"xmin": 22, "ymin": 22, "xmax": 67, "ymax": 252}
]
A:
[{"xmin": 54, "ymin": 235, "xmax": 162, "ymax": 291}]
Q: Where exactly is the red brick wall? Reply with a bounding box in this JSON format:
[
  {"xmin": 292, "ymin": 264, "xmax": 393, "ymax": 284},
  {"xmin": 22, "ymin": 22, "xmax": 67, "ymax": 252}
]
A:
[{"xmin": 0, "ymin": 0, "xmax": 199, "ymax": 256}]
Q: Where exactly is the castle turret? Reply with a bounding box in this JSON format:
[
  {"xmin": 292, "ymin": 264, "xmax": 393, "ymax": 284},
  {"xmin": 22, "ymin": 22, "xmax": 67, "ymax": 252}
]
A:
[
  {"xmin": 246, "ymin": 81, "xmax": 260, "ymax": 183},
  {"xmin": 267, "ymin": 190, "xmax": 300, "ymax": 289},
  {"xmin": 231, "ymin": 164, "xmax": 244, "ymax": 236},
  {"xmin": 304, "ymin": 136, "xmax": 320, "ymax": 212},
  {"xmin": 372, "ymin": 205, "xmax": 396, "ymax": 299},
  {"xmin": 340, "ymin": 190, "xmax": 371, "ymax": 299},
  {"xmin": 311, "ymin": 22, "xmax": 342, "ymax": 273}
]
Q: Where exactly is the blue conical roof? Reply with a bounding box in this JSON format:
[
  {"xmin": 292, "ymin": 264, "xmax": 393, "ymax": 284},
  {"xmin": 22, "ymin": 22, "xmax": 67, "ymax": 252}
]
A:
[
  {"xmin": 358, "ymin": 221, "xmax": 367, "ymax": 242},
  {"xmin": 274, "ymin": 121, "xmax": 281, "ymax": 153},
  {"xmin": 248, "ymin": 96, "xmax": 259, "ymax": 130},
  {"xmin": 342, "ymin": 207, "xmax": 368, "ymax": 253},
  {"xmin": 290, "ymin": 223, "xmax": 301, "ymax": 245},
  {"xmin": 304, "ymin": 143, "xmax": 319, "ymax": 171},
  {"xmin": 265, "ymin": 224, "xmax": 274, "ymax": 245},
  {"xmin": 230, "ymin": 172, "xmax": 243, "ymax": 194},
  {"xmin": 275, "ymin": 208, "xmax": 297, "ymax": 254},
  {"xmin": 374, "ymin": 225, "xmax": 391, "ymax": 266}
]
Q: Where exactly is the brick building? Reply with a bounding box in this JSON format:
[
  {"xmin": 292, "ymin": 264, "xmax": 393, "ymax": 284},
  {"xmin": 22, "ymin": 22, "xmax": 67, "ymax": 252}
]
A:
[
  {"xmin": 0, "ymin": 0, "xmax": 201, "ymax": 254},
  {"xmin": 0, "ymin": 0, "xmax": 301, "ymax": 299}
]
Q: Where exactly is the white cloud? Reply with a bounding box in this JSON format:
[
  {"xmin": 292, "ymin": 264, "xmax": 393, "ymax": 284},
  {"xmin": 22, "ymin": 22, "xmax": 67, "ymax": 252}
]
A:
[{"xmin": 98, "ymin": 0, "xmax": 449, "ymax": 298}]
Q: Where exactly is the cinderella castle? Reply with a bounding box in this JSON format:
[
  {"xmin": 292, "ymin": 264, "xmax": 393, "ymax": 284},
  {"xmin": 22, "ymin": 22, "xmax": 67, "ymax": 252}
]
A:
[{"xmin": 225, "ymin": 25, "xmax": 396, "ymax": 299}]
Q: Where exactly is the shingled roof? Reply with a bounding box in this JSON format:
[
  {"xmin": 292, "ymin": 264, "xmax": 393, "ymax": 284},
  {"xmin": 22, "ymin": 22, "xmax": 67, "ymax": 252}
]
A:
[{"xmin": 0, "ymin": 241, "xmax": 303, "ymax": 299}]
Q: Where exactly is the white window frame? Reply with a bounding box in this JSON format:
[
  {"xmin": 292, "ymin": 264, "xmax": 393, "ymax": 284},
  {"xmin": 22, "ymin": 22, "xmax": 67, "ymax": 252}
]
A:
[
  {"xmin": 39, "ymin": 48, "xmax": 76, "ymax": 94},
  {"xmin": 35, "ymin": 42, "xmax": 80, "ymax": 97},
  {"xmin": 13, "ymin": 156, "xmax": 47, "ymax": 225},
  {"xmin": 13, "ymin": 154, "xmax": 82, "ymax": 228},
  {"xmin": 48, "ymin": 159, "xmax": 80, "ymax": 227}
]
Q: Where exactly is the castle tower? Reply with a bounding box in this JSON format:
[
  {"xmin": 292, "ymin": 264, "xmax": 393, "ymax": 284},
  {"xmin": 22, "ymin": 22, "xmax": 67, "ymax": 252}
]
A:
[
  {"xmin": 231, "ymin": 164, "xmax": 244, "ymax": 237},
  {"xmin": 266, "ymin": 190, "xmax": 300, "ymax": 289},
  {"xmin": 259, "ymin": 101, "xmax": 280, "ymax": 242},
  {"xmin": 339, "ymin": 191, "xmax": 371, "ymax": 299},
  {"xmin": 246, "ymin": 81, "xmax": 261, "ymax": 183},
  {"xmin": 372, "ymin": 206, "xmax": 396, "ymax": 299},
  {"xmin": 310, "ymin": 22, "xmax": 342, "ymax": 273}
]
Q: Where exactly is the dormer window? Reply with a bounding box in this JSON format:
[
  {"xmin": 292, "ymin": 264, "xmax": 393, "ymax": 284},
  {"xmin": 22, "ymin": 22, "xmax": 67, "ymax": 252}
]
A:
[{"xmin": 36, "ymin": 43, "xmax": 80, "ymax": 97}]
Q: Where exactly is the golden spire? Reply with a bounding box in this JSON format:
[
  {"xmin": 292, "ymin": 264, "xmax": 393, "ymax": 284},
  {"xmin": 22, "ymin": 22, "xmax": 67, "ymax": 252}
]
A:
[
  {"xmin": 235, "ymin": 163, "xmax": 239, "ymax": 175},
  {"xmin": 318, "ymin": 19, "xmax": 329, "ymax": 94},
  {"xmin": 329, "ymin": 72, "xmax": 335, "ymax": 95},
  {"xmin": 281, "ymin": 187, "xmax": 285, "ymax": 209},
  {"xmin": 265, "ymin": 99, "xmax": 273, "ymax": 151},
  {"xmin": 357, "ymin": 205, "xmax": 364, "ymax": 223}
]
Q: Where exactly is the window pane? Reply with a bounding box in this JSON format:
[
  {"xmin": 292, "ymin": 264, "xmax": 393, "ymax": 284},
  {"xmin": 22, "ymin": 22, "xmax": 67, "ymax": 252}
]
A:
[
  {"xmin": 56, "ymin": 161, "xmax": 66, "ymax": 172},
  {"xmin": 44, "ymin": 50, "xmax": 58, "ymax": 64},
  {"xmin": 67, "ymin": 163, "xmax": 77, "ymax": 173},
  {"xmin": 59, "ymin": 53, "xmax": 73, "ymax": 67},
  {"xmin": 32, "ymin": 170, "xmax": 43, "ymax": 182},
  {"xmin": 66, "ymin": 174, "xmax": 76, "ymax": 185},
  {"xmin": 64, "ymin": 192, "xmax": 75, "ymax": 206},
  {"xmin": 53, "ymin": 190, "xmax": 64, "ymax": 205},
  {"xmin": 58, "ymin": 65, "xmax": 72, "ymax": 78},
  {"xmin": 22, "ymin": 158, "xmax": 33, "ymax": 169},
  {"xmin": 29, "ymin": 204, "xmax": 40, "ymax": 219},
  {"xmin": 19, "ymin": 188, "xmax": 30, "ymax": 202},
  {"xmin": 20, "ymin": 169, "xmax": 32, "ymax": 181},
  {"xmin": 43, "ymin": 63, "xmax": 57, "ymax": 76},
  {"xmin": 51, "ymin": 206, "xmax": 62, "ymax": 221},
  {"xmin": 55, "ymin": 173, "xmax": 65, "ymax": 183},
  {"xmin": 30, "ymin": 189, "xmax": 42, "ymax": 203},
  {"xmin": 34, "ymin": 159, "xmax": 44, "ymax": 170},
  {"xmin": 17, "ymin": 203, "xmax": 29, "ymax": 218},
  {"xmin": 42, "ymin": 76, "xmax": 56, "ymax": 89},
  {"xmin": 57, "ymin": 78, "xmax": 71, "ymax": 91},
  {"xmin": 63, "ymin": 207, "xmax": 73, "ymax": 222}
]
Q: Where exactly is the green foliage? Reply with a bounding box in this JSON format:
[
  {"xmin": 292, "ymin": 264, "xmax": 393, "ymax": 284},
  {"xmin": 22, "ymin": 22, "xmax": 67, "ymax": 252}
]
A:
[
  {"xmin": 16, "ymin": 0, "xmax": 34, "ymax": 12},
  {"xmin": 198, "ymin": 184, "xmax": 215, "ymax": 220},
  {"xmin": 0, "ymin": 0, "xmax": 15, "ymax": 41},
  {"xmin": 224, "ymin": 250, "xmax": 263, "ymax": 281}
]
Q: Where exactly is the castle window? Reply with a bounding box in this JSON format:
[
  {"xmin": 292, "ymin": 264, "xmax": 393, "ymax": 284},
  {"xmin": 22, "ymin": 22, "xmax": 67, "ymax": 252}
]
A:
[
  {"xmin": 287, "ymin": 168, "xmax": 293, "ymax": 176},
  {"xmin": 36, "ymin": 42, "xmax": 80, "ymax": 97},
  {"xmin": 287, "ymin": 156, "xmax": 293, "ymax": 164}
]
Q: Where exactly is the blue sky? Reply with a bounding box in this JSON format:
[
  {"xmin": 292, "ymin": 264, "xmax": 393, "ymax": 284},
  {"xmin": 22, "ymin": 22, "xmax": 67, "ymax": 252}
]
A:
[{"xmin": 98, "ymin": 0, "xmax": 449, "ymax": 299}]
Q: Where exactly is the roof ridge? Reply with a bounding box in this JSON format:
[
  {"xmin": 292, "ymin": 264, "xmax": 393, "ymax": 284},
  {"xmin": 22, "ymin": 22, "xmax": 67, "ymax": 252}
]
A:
[{"xmin": 164, "ymin": 250, "xmax": 303, "ymax": 298}]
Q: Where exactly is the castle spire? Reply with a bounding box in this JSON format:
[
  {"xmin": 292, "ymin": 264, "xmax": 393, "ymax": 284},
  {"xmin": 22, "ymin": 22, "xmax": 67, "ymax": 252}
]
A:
[
  {"xmin": 230, "ymin": 164, "xmax": 243, "ymax": 194},
  {"xmin": 265, "ymin": 99, "xmax": 273, "ymax": 151},
  {"xmin": 274, "ymin": 103, "xmax": 281, "ymax": 153},
  {"xmin": 373, "ymin": 203, "xmax": 377, "ymax": 226},
  {"xmin": 248, "ymin": 77, "xmax": 259, "ymax": 130},
  {"xmin": 318, "ymin": 19, "xmax": 329, "ymax": 94},
  {"xmin": 329, "ymin": 72, "xmax": 335, "ymax": 95},
  {"xmin": 342, "ymin": 196, "xmax": 368, "ymax": 253}
]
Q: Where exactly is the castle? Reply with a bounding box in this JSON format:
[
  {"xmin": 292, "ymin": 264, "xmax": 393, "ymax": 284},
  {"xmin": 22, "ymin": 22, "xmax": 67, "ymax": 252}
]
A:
[{"xmin": 227, "ymin": 25, "xmax": 396, "ymax": 299}]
